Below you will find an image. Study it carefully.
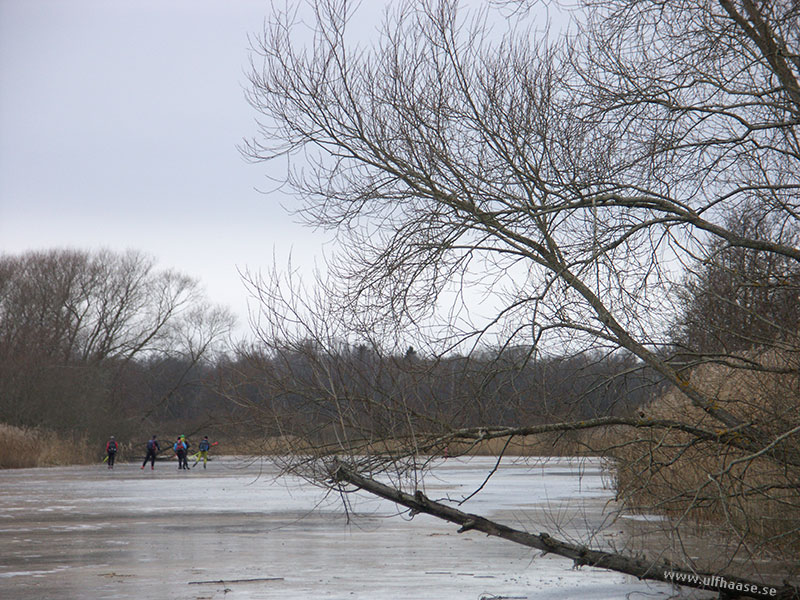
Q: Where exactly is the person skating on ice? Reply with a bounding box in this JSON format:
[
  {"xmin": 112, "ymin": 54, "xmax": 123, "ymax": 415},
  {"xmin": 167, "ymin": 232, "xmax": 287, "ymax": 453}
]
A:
[
  {"xmin": 193, "ymin": 435, "xmax": 217, "ymax": 469},
  {"xmin": 141, "ymin": 435, "xmax": 160, "ymax": 470},
  {"xmin": 174, "ymin": 435, "xmax": 189, "ymax": 470},
  {"xmin": 105, "ymin": 436, "xmax": 118, "ymax": 469}
]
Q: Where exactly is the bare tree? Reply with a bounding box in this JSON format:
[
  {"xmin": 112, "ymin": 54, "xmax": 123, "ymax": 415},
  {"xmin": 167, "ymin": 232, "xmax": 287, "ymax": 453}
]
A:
[
  {"xmin": 0, "ymin": 248, "xmax": 235, "ymax": 438},
  {"xmin": 241, "ymin": 0, "xmax": 800, "ymax": 597},
  {"xmin": 673, "ymin": 203, "xmax": 800, "ymax": 354}
]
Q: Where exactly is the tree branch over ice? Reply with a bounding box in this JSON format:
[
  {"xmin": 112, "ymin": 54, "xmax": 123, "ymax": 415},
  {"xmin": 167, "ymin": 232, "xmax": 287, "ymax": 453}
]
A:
[{"xmin": 331, "ymin": 462, "xmax": 800, "ymax": 600}]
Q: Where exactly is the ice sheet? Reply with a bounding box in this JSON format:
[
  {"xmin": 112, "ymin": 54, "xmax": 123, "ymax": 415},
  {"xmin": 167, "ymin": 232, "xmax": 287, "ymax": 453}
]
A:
[{"xmin": 0, "ymin": 456, "xmax": 704, "ymax": 599}]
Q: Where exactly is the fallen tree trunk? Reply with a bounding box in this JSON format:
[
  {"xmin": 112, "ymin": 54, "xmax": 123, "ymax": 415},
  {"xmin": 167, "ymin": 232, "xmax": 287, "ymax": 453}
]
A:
[{"xmin": 330, "ymin": 462, "xmax": 799, "ymax": 600}]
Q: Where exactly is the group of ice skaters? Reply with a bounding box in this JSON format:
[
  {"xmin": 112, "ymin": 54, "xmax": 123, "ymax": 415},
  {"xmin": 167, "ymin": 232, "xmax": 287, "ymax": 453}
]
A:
[{"xmin": 104, "ymin": 434, "xmax": 217, "ymax": 470}]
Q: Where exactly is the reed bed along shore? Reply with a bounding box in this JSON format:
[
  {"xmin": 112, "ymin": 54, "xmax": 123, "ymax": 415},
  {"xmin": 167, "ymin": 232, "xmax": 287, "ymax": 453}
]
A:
[
  {"xmin": 0, "ymin": 425, "xmax": 297, "ymax": 469},
  {"xmin": 0, "ymin": 423, "xmax": 96, "ymax": 468},
  {"xmin": 610, "ymin": 353, "xmax": 800, "ymax": 572}
]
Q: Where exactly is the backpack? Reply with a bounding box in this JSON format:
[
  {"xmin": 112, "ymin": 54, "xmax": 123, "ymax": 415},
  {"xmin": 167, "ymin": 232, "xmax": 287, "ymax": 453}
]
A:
[
  {"xmin": 108, "ymin": 441, "xmax": 117, "ymax": 453},
  {"xmin": 199, "ymin": 439, "xmax": 210, "ymax": 451},
  {"xmin": 146, "ymin": 439, "xmax": 156, "ymax": 452},
  {"xmin": 174, "ymin": 441, "xmax": 185, "ymax": 453}
]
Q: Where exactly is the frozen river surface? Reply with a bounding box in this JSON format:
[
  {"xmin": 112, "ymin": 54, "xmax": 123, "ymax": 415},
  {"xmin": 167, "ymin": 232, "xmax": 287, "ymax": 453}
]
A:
[{"xmin": 0, "ymin": 456, "xmax": 685, "ymax": 599}]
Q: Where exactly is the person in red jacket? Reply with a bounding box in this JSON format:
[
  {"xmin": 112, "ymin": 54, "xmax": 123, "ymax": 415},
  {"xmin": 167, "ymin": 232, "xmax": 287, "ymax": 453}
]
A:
[
  {"xmin": 174, "ymin": 435, "xmax": 189, "ymax": 470},
  {"xmin": 105, "ymin": 436, "xmax": 118, "ymax": 469}
]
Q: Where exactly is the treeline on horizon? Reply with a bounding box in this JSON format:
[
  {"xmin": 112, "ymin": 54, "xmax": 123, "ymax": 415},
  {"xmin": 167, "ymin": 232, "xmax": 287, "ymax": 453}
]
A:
[
  {"xmin": 3, "ymin": 226, "xmax": 796, "ymax": 456},
  {"xmin": 0, "ymin": 248, "xmax": 663, "ymax": 455},
  {"xmin": 221, "ymin": 342, "xmax": 664, "ymax": 452}
]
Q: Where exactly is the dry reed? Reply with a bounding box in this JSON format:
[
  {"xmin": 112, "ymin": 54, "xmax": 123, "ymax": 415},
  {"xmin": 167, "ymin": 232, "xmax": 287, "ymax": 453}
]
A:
[
  {"xmin": 0, "ymin": 424, "xmax": 95, "ymax": 468},
  {"xmin": 610, "ymin": 351, "xmax": 800, "ymax": 569}
]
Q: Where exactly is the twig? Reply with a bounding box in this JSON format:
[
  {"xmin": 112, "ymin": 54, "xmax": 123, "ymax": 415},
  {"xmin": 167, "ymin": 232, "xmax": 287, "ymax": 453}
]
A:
[{"xmin": 188, "ymin": 577, "xmax": 284, "ymax": 585}]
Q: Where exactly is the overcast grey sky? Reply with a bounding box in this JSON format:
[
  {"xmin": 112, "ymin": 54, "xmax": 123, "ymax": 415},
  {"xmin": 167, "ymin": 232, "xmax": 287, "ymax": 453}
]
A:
[
  {"xmin": 0, "ymin": 0, "xmax": 567, "ymax": 343},
  {"xmin": 0, "ymin": 0, "xmax": 339, "ymax": 335}
]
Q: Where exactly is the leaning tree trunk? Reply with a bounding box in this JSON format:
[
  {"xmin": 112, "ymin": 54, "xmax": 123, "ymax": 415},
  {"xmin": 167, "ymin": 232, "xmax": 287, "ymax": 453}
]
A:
[{"xmin": 331, "ymin": 462, "xmax": 800, "ymax": 600}]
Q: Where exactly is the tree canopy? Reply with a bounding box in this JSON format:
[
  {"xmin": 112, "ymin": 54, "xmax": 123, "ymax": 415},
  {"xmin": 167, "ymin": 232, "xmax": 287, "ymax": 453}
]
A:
[
  {"xmin": 0, "ymin": 248, "xmax": 235, "ymax": 439},
  {"xmin": 240, "ymin": 0, "xmax": 800, "ymax": 596}
]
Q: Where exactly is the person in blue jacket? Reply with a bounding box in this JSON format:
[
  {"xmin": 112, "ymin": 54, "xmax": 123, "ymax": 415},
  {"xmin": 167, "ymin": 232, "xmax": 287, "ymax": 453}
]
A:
[
  {"xmin": 194, "ymin": 436, "xmax": 215, "ymax": 469},
  {"xmin": 141, "ymin": 435, "xmax": 160, "ymax": 470}
]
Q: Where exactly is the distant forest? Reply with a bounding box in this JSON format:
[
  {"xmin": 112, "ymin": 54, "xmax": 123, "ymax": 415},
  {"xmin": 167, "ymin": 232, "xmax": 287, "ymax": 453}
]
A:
[
  {"xmin": 0, "ymin": 249, "xmax": 663, "ymax": 450},
  {"xmin": 3, "ymin": 233, "xmax": 797, "ymax": 452}
]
